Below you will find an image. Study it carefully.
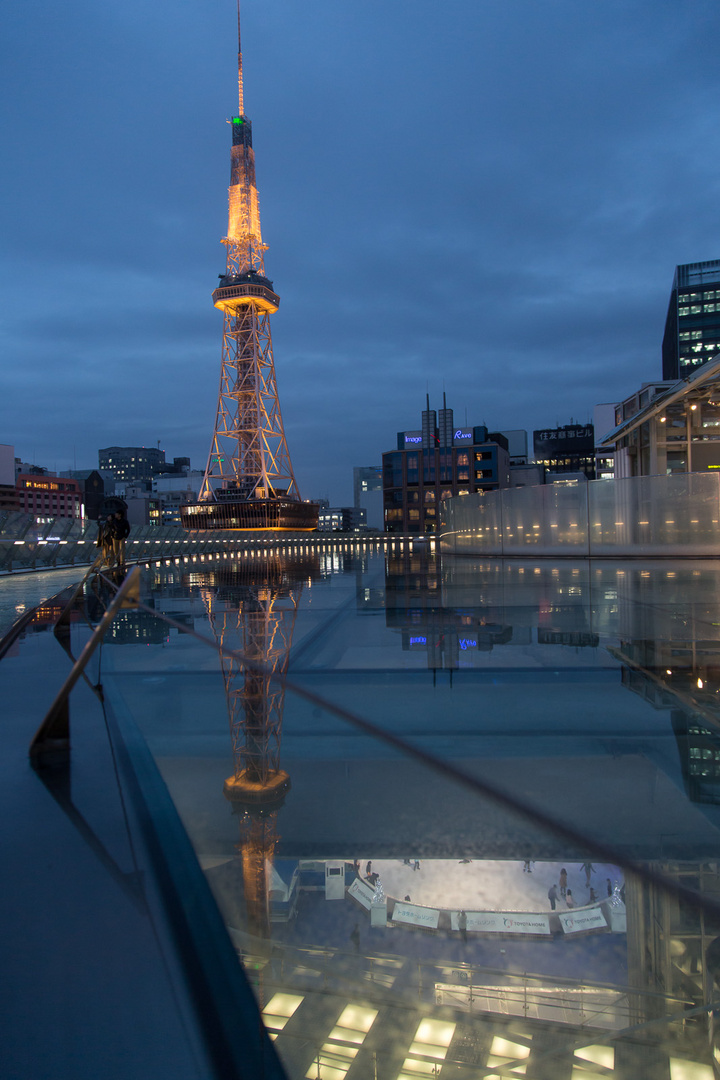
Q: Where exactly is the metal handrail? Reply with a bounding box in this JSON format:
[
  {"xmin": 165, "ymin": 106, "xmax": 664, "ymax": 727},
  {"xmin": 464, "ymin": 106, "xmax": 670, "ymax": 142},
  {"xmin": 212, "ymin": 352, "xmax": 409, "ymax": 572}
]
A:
[{"xmin": 29, "ymin": 567, "xmax": 140, "ymax": 764}]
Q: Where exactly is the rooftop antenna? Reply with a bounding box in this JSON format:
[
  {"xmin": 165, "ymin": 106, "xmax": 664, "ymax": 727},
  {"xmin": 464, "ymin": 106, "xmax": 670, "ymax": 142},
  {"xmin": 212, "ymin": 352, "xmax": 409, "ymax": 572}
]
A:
[{"xmin": 237, "ymin": 0, "xmax": 244, "ymax": 116}]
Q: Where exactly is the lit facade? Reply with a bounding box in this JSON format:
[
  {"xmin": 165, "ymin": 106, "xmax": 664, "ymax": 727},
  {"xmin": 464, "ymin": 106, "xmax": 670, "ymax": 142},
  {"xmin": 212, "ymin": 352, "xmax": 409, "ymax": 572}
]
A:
[
  {"xmin": 99, "ymin": 446, "xmax": 166, "ymax": 484},
  {"xmin": 662, "ymin": 259, "xmax": 720, "ymax": 381},
  {"xmin": 601, "ymin": 358, "xmax": 720, "ymax": 477},
  {"xmin": 532, "ymin": 424, "xmax": 595, "ymax": 480},
  {"xmin": 317, "ymin": 506, "xmax": 367, "ymax": 532},
  {"xmin": 16, "ymin": 473, "xmax": 82, "ymax": 521},
  {"xmin": 382, "ymin": 400, "xmax": 510, "ymax": 535}
]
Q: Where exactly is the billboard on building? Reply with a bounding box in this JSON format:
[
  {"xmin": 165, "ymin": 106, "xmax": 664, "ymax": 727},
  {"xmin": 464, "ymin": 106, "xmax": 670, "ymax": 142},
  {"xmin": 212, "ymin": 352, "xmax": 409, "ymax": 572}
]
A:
[
  {"xmin": 533, "ymin": 425, "xmax": 594, "ymax": 459},
  {"xmin": 402, "ymin": 431, "xmax": 423, "ymax": 448}
]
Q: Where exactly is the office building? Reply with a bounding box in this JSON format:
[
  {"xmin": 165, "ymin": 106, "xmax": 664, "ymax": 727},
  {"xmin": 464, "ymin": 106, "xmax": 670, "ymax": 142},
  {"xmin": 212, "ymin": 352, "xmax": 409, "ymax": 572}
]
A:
[
  {"xmin": 382, "ymin": 398, "xmax": 510, "ymax": 534},
  {"xmin": 99, "ymin": 446, "xmax": 167, "ymax": 484},
  {"xmin": 532, "ymin": 424, "xmax": 595, "ymax": 480},
  {"xmin": 317, "ymin": 506, "xmax": 367, "ymax": 532},
  {"xmin": 353, "ymin": 466, "xmax": 383, "ymax": 530},
  {"xmin": 662, "ymin": 259, "xmax": 720, "ymax": 381},
  {"xmin": 16, "ymin": 473, "xmax": 82, "ymax": 521}
]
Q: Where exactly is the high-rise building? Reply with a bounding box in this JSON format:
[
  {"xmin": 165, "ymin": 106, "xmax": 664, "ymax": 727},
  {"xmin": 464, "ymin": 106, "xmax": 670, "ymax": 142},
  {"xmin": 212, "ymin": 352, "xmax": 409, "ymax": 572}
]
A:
[
  {"xmin": 382, "ymin": 397, "xmax": 510, "ymax": 534},
  {"xmin": 181, "ymin": 12, "xmax": 317, "ymax": 532},
  {"xmin": 353, "ymin": 466, "xmax": 382, "ymax": 530},
  {"xmin": 99, "ymin": 446, "xmax": 166, "ymax": 484},
  {"xmin": 662, "ymin": 260, "xmax": 720, "ymax": 381}
]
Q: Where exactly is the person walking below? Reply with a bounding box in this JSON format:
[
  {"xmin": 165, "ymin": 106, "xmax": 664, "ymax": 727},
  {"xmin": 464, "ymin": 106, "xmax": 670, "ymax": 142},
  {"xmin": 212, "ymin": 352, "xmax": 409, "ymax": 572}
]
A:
[
  {"xmin": 566, "ymin": 890, "xmax": 575, "ymax": 909},
  {"xmin": 112, "ymin": 510, "xmax": 131, "ymax": 569},
  {"xmin": 559, "ymin": 868, "xmax": 568, "ymax": 898},
  {"xmin": 580, "ymin": 862, "xmax": 596, "ymax": 888},
  {"xmin": 547, "ymin": 884, "xmax": 558, "ymax": 911},
  {"xmin": 458, "ymin": 910, "xmax": 467, "ymax": 942}
]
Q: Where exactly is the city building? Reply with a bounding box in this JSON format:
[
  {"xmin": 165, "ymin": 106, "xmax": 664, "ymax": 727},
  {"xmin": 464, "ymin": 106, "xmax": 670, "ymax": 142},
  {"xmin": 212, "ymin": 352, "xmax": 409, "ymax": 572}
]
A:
[
  {"xmin": 499, "ymin": 429, "xmax": 529, "ymax": 466},
  {"xmin": 353, "ymin": 466, "xmax": 383, "ymax": 530},
  {"xmin": 317, "ymin": 506, "xmax": 367, "ymax": 532},
  {"xmin": 532, "ymin": 423, "xmax": 595, "ymax": 480},
  {"xmin": 99, "ymin": 446, "xmax": 167, "ymax": 484},
  {"xmin": 382, "ymin": 398, "xmax": 510, "ymax": 534},
  {"xmin": 662, "ymin": 259, "xmax": 720, "ymax": 381},
  {"xmin": 16, "ymin": 473, "xmax": 82, "ymax": 521},
  {"xmin": 0, "ymin": 444, "xmax": 19, "ymax": 512},
  {"xmin": 600, "ymin": 356, "xmax": 720, "ymax": 477},
  {"xmin": 60, "ymin": 469, "xmax": 115, "ymax": 521},
  {"xmin": 593, "ymin": 403, "xmax": 619, "ymax": 480}
]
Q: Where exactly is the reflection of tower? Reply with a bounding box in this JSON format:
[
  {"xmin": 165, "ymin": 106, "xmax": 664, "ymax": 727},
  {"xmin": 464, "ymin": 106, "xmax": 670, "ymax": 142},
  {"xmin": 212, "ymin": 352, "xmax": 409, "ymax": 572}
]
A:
[
  {"xmin": 200, "ymin": 558, "xmax": 312, "ymax": 938},
  {"xmin": 181, "ymin": 7, "xmax": 317, "ymax": 533}
]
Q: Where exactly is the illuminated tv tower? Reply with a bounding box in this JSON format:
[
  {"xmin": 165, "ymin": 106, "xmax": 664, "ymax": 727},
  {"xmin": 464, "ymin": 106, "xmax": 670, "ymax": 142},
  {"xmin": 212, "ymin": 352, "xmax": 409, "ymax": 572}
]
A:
[{"xmin": 182, "ymin": 5, "xmax": 318, "ymax": 532}]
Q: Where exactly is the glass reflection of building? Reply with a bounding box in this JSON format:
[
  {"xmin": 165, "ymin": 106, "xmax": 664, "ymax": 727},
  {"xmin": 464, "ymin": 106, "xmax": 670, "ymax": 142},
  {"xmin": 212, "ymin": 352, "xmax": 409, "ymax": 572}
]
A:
[{"xmin": 382, "ymin": 554, "xmax": 720, "ymax": 1039}]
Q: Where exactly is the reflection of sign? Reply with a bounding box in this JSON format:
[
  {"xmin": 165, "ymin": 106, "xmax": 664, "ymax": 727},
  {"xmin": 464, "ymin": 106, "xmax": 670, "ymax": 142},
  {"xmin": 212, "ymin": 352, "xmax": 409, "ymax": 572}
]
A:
[
  {"xmin": 392, "ymin": 904, "xmax": 440, "ymax": 928},
  {"xmin": 410, "ymin": 636, "xmax": 427, "ymax": 645},
  {"xmin": 347, "ymin": 878, "xmax": 375, "ymax": 910},
  {"xmin": 449, "ymin": 911, "xmax": 551, "ymax": 935},
  {"xmin": 458, "ymin": 638, "xmax": 477, "ymax": 650},
  {"xmin": 558, "ymin": 907, "xmax": 607, "ymax": 934}
]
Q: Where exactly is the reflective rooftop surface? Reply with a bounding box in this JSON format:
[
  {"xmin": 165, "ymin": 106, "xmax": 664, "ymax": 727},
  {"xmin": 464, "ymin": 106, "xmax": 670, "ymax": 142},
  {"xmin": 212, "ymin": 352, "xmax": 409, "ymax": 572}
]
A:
[{"xmin": 5, "ymin": 543, "xmax": 720, "ymax": 1080}]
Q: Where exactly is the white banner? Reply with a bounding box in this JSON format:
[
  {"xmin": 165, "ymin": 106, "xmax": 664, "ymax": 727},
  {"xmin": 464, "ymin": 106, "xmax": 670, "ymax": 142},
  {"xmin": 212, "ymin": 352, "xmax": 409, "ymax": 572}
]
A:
[
  {"xmin": 558, "ymin": 907, "xmax": 608, "ymax": 934},
  {"xmin": 347, "ymin": 878, "xmax": 375, "ymax": 910},
  {"xmin": 391, "ymin": 903, "xmax": 440, "ymax": 929},
  {"xmin": 450, "ymin": 911, "xmax": 551, "ymax": 935}
]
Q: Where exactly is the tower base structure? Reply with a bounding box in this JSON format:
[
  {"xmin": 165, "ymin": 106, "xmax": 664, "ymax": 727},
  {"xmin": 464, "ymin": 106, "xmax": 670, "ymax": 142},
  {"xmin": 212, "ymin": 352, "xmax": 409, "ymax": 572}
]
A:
[{"xmin": 180, "ymin": 496, "xmax": 318, "ymax": 532}]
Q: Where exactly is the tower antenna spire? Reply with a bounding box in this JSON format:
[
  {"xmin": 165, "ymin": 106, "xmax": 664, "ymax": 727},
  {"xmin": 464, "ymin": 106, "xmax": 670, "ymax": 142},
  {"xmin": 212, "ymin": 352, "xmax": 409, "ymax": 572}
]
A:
[
  {"xmin": 236, "ymin": 0, "xmax": 244, "ymax": 116},
  {"xmin": 181, "ymin": 3, "xmax": 318, "ymax": 532}
]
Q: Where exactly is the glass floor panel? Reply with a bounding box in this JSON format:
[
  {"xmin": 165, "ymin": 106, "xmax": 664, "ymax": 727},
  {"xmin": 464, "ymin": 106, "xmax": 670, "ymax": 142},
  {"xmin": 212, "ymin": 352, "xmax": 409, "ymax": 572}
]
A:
[{"xmin": 14, "ymin": 545, "xmax": 720, "ymax": 1080}]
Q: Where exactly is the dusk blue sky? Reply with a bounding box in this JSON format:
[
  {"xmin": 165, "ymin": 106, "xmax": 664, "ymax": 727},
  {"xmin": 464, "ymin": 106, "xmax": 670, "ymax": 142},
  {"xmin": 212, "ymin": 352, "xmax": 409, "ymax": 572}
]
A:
[{"xmin": 3, "ymin": 0, "xmax": 720, "ymax": 504}]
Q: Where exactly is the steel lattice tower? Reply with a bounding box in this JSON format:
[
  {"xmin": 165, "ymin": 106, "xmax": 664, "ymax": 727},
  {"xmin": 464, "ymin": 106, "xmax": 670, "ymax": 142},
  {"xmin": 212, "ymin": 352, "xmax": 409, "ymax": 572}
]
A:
[{"xmin": 182, "ymin": 6, "xmax": 317, "ymax": 532}]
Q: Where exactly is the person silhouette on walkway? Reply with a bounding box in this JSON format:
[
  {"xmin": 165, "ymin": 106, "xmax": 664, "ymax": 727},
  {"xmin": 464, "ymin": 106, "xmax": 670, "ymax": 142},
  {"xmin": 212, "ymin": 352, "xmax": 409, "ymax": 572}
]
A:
[
  {"xmin": 547, "ymin": 884, "xmax": 558, "ymax": 911},
  {"xmin": 580, "ymin": 862, "xmax": 595, "ymax": 887},
  {"xmin": 559, "ymin": 868, "xmax": 568, "ymax": 898}
]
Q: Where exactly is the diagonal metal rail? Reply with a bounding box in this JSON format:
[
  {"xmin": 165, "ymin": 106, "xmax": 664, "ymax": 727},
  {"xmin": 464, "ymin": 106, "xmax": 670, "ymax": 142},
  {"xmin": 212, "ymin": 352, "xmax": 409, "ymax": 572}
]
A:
[{"xmin": 29, "ymin": 567, "xmax": 140, "ymax": 766}]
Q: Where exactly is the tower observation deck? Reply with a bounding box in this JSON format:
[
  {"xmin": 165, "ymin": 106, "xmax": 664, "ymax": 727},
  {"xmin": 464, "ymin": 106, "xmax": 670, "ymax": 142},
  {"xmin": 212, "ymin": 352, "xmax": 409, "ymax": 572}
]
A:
[{"xmin": 181, "ymin": 6, "xmax": 318, "ymax": 532}]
